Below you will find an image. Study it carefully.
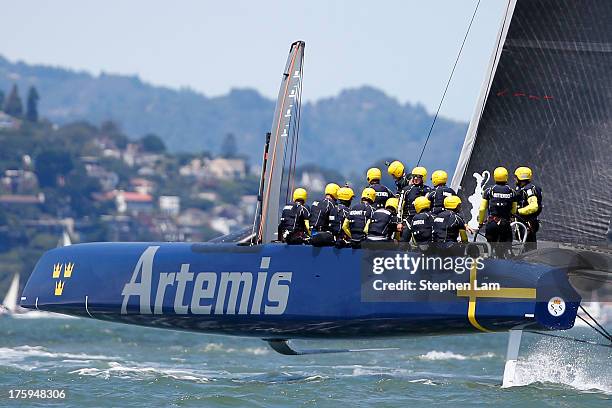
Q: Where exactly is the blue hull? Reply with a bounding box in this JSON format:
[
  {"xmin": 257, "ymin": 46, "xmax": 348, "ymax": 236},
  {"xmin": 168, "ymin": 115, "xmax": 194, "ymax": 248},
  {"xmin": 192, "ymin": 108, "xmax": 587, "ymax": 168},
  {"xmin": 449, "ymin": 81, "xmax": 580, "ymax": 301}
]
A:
[{"xmin": 20, "ymin": 242, "xmax": 580, "ymax": 339}]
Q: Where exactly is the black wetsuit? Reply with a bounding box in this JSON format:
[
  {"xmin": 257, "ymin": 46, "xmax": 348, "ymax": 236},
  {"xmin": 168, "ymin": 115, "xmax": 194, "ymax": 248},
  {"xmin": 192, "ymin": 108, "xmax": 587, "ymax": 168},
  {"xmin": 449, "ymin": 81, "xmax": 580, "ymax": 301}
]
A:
[
  {"xmin": 410, "ymin": 211, "xmax": 435, "ymax": 243},
  {"xmin": 482, "ymin": 184, "xmax": 516, "ymax": 243},
  {"xmin": 369, "ymin": 183, "xmax": 395, "ymax": 209},
  {"xmin": 278, "ymin": 202, "xmax": 310, "ymax": 244},
  {"xmin": 394, "ymin": 174, "xmax": 411, "ymax": 193},
  {"xmin": 330, "ymin": 202, "xmax": 350, "ymax": 237},
  {"xmin": 367, "ymin": 208, "xmax": 398, "ymax": 242},
  {"xmin": 515, "ymin": 182, "xmax": 543, "ymax": 244},
  {"xmin": 400, "ymin": 183, "xmax": 432, "ymax": 221},
  {"xmin": 347, "ymin": 201, "xmax": 374, "ymax": 247},
  {"xmin": 309, "ymin": 197, "xmax": 336, "ymax": 247},
  {"xmin": 432, "ymin": 210, "xmax": 466, "ymax": 243},
  {"xmin": 309, "ymin": 197, "xmax": 335, "ymax": 232},
  {"xmin": 426, "ymin": 185, "xmax": 456, "ymax": 214}
]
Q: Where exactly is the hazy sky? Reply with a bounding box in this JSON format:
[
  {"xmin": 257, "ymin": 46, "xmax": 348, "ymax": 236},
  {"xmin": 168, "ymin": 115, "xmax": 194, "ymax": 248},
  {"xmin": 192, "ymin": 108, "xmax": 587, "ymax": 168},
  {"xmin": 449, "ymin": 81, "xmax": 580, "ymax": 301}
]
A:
[{"xmin": 1, "ymin": 0, "xmax": 508, "ymax": 121}]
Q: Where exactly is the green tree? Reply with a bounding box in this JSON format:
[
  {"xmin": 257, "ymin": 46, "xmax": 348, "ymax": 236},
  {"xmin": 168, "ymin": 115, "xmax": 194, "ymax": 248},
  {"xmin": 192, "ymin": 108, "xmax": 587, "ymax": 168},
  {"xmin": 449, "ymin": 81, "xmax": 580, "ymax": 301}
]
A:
[
  {"xmin": 141, "ymin": 133, "xmax": 166, "ymax": 153},
  {"xmin": 34, "ymin": 150, "xmax": 74, "ymax": 187},
  {"xmin": 100, "ymin": 120, "xmax": 128, "ymax": 149},
  {"xmin": 220, "ymin": 133, "xmax": 238, "ymax": 158},
  {"xmin": 0, "ymin": 89, "xmax": 5, "ymax": 111},
  {"xmin": 26, "ymin": 86, "xmax": 39, "ymax": 122},
  {"xmin": 63, "ymin": 170, "xmax": 102, "ymax": 217},
  {"xmin": 3, "ymin": 84, "xmax": 23, "ymax": 118}
]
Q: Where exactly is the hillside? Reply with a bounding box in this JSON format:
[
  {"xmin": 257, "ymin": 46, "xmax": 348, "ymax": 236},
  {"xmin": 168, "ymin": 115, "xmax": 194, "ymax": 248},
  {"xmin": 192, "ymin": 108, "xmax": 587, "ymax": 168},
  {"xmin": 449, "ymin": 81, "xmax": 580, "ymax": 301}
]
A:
[{"xmin": 0, "ymin": 55, "xmax": 468, "ymax": 174}]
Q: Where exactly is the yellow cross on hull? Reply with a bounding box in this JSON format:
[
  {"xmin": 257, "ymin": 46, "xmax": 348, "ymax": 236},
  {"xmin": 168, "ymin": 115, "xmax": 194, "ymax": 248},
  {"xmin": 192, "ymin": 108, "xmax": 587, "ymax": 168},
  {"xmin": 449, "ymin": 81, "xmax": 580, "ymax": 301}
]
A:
[{"xmin": 457, "ymin": 264, "xmax": 537, "ymax": 332}]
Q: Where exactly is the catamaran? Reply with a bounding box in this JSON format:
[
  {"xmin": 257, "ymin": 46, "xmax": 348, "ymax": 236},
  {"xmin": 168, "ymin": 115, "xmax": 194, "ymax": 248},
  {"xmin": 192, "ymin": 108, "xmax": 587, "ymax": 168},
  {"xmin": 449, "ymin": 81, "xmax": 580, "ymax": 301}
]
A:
[{"xmin": 19, "ymin": 0, "xmax": 610, "ymax": 387}]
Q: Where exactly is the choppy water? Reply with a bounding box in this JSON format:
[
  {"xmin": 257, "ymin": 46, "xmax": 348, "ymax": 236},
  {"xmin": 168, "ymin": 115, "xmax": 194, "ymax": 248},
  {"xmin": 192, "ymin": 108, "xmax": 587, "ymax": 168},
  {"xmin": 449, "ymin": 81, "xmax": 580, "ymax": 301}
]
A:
[{"xmin": 0, "ymin": 314, "xmax": 610, "ymax": 407}]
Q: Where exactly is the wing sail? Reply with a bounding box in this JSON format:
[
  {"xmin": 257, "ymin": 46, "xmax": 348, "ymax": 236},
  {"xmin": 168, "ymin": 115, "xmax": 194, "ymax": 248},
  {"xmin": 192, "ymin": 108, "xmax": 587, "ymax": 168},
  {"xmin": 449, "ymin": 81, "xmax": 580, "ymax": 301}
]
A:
[
  {"xmin": 452, "ymin": 0, "xmax": 612, "ymax": 244},
  {"xmin": 257, "ymin": 41, "xmax": 305, "ymax": 243}
]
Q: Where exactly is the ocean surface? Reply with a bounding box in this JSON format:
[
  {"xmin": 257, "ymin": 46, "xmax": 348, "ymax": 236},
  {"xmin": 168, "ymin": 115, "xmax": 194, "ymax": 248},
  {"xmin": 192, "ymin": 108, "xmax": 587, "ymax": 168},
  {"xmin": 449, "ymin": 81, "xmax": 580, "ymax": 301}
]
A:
[{"xmin": 0, "ymin": 314, "xmax": 610, "ymax": 407}]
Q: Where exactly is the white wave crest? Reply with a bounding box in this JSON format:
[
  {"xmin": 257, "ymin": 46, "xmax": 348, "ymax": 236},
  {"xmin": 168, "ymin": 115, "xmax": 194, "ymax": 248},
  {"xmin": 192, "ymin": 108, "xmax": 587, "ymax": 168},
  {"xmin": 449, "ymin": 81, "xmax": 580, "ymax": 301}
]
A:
[
  {"xmin": 200, "ymin": 343, "xmax": 268, "ymax": 355},
  {"xmin": 70, "ymin": 362, "xmax": 211, "ymax": 383},
  {"xmin": 408, "ymin": 378, "xmax": 438, "ymax": 385},
  {"xmin": 419, "ymin": 351, "xmax": 496, "ymax": 361},
  {"xmin": 244, "ymin": 347, "xmax": 269, "ymax": 355},
  {"xmin": 0, "ymin": 345, "xmax": 118, "ymax": 362}
]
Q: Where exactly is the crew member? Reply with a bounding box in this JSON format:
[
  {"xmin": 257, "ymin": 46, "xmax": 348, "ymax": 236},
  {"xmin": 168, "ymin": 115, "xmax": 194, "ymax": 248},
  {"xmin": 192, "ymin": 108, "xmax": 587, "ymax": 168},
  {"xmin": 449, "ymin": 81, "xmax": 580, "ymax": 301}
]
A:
[
  {"xmin": 514, "ymin": 167, "xmax": 542, "ymax": 248},
  {"xmin": 330, "ymin": 186, "xmax": 354, "ymax": 247},
  {"xmin": 426, "ymin": 170, "xmax": 456, "ymax": 214},
  {"xmin": 387, "ymin": 160, "xmax": 410, "ymax": 192},
  {"xmin": 367, "ymin": 198, "xmax": 400, "ymax": 242},
  {"xmin": 309, "ymin": 183, "xmax": 340, "ymax": 247},
  {"xmin": 278, "ymin": 188, "xmax": 311, "ymax": 245},
  {"xmin": 410, "ymin": 196, "xmax": 435, "ymax": 243},
  {"xmin": 432, "ymin": 195, "xmax": 468, "ymax": 243},
  {"xmin": 478, "ymin": 167, "xmax": 517, "ymax": 256},
  {"xmin": 366, "ymin": 167, "xmax": 395, "ymax": 209},
  {"xmin": 342, "ymin": 187, "xmax": 375, "ymax": 248},
  {"xmin": 399, "ymin": 166, "xmax": 431, "ymax": 222}
]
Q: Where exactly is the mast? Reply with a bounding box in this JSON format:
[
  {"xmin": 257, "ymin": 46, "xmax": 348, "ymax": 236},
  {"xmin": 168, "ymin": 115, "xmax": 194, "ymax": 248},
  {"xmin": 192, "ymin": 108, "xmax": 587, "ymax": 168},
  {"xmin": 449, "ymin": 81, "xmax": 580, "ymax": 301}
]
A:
[{"xmin": 256, "ymin": 41, "xmax": 305, "ymax": 244}]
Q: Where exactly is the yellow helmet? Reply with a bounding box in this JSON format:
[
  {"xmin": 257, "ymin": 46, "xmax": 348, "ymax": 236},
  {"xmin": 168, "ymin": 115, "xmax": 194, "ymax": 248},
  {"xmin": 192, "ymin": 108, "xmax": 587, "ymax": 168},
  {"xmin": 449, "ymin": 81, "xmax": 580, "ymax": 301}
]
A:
[
  {"xmin": 444, "ymin": 195, "xmax": 461, "ymax": 210},
  {"xmin": 366, "ymin": 167, "xmax": 382, "ymax": 183},
  {"xmin": 387, "ymin": 160, "xmax": 405, "ymax": 178},
  {"xmin": 337, "ymin": 187, "xmax": 354, "ymax": 201},
  {"xmin": 413, "ymin": 196, "xmax": 431, "ymax": 213},
  {"xmin": 361, "ymin": 187, "xmax": 376, "ymax": 202},
  {"xmin": 514, "ymin": 166, "xmax": 532, "ymax": 181},
  {"xmin": 293, "ymin": 187, "xmax": 307, "ymax": 202},
  {"xmin": 493, "ymin": 167, "xmax": 509, "ymax": 183},
  {"xmin": 385, "ymin": 197, "xmax": 399, "ymax": 212},
  {"xmin": 431, "ymin": 170, "xmax": 448, "ymax": 186},
  {"xmin": 411, "ymin": 166, "xmax": 427, "ymax": 179},
  {"xmin": 324, "ymin": 183, "xmax": 340, "ymax": 198}
]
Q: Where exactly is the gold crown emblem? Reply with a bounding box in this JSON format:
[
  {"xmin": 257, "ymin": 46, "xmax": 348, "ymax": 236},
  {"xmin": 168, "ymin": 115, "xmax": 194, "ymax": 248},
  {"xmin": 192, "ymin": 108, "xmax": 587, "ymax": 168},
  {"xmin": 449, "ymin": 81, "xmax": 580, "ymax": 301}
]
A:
[
  {"xmin": 53, "ymin": 263, "xmax": 63, "ymax": 278},
  {"xmin": 64, "ymin": 262, "xmax": 74, "ymax": 278},
  {"xmin": 55, "ymin": 280, "xmax": 65, "ymax": 296}
]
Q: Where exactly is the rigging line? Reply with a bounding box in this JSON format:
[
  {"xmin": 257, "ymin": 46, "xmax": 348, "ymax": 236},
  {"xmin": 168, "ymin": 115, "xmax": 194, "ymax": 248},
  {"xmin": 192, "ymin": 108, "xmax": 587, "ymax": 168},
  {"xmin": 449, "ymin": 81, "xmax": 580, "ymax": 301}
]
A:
[
  {"xmin": 460, "ymin": 0, "xmax": 512, "ymax": 178},
  {"xmin": 579, "ymin": 304, "xmax": 612, "ymax": 340},
  {"xmin": 285, "ymin": 57, "xmax": 304, "ymax": 203},
  {"xmin": 286, "ymin": 96, "xmax": 299, "ymax": 200},
  {"xmin": 416, "ymin": 0, "xmax": 482, "ymax": 166},
  {"xmin": 576, "ymin": 314, "xmax": 612, "ymax": 343},
  {"xmin": 281, "ymin": 117, "xmax": 294, "ymax": 204},
  {"xmin": 284, "ymin": 90, "xmax": 301, "ymax": 203},
  {"xmin": 285, "ymin": 83, "xmax": 301, "ymax": 204},
  {"xmin": 289, "ymin": 60, "xmax": 304, "ymax": 197},
  {"xmin": 525, "ymin": 330, "xmax": 612, "ymax": 349}
]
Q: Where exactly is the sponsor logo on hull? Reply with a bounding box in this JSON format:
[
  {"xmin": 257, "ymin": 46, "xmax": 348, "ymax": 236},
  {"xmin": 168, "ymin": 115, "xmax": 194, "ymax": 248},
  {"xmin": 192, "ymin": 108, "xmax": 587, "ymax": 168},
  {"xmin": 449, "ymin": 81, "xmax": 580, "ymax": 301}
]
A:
[{"xmin": 121, "ymin": 246, "xmax": 291, "ymax": 316}]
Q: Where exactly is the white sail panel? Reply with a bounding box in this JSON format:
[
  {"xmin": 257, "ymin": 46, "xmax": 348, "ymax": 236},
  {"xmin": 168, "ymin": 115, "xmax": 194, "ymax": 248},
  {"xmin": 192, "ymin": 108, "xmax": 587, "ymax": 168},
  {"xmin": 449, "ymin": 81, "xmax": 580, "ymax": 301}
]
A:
[{"xmin": 2, "ymin": 273, "xmax": 20, "ymax": 313}]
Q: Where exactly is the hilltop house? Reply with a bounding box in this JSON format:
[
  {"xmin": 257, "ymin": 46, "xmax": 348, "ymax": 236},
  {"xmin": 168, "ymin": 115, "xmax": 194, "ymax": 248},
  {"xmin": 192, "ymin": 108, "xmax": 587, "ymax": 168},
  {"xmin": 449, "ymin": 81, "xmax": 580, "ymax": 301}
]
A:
[
  {"xmin": 103, "ymin": 190, "xmax": 153, "ymax": 214},
  {"xmin": 0, "ymin": 112, "xmax": 21, "ymax": 130},
  {"xmin": 180, "ymin": 157, "xmax": 247, "ymax": 180},
  {"xmin": 159, "ymin": 195, "xmax": 180, "ymax": 216}
]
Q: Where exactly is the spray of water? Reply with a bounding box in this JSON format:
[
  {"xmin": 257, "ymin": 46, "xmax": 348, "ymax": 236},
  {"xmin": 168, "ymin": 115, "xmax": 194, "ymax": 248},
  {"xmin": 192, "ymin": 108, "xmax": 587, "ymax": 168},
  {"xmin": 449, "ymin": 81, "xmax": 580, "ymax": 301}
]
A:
[{"xmin": 513, "ymin": 337, "xmax": 611, "ymax": 394}]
